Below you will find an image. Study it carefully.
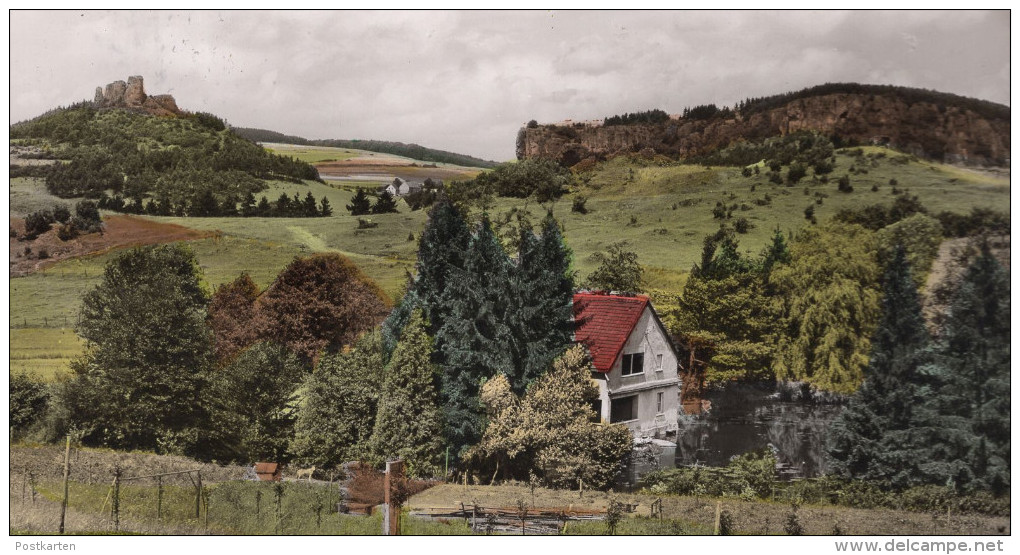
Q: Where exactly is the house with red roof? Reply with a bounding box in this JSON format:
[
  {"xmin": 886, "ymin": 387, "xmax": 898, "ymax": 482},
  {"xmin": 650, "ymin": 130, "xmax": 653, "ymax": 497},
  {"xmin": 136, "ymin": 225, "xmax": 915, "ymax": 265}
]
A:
[{"xmin": 572, "ymin": 291, "xmax": 681, "ymax": 439}]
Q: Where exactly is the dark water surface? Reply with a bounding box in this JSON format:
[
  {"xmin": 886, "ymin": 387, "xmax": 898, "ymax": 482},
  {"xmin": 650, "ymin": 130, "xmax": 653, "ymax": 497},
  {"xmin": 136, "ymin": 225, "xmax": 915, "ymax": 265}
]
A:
[
  {"xmin": 675, "ymin": 383, "xmax": 845, "ymax": 478},
  {"xmin": 626, "ymin": 383, "xmax": 845, "ymax": 485}
]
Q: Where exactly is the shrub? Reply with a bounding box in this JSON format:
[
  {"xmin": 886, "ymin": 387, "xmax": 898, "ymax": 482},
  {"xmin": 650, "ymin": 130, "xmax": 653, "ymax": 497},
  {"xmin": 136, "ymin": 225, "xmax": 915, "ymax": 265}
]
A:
[
  {"xmin": 38, "ymin": 248, "xmax": 50, "ymax": 259},
  {"xmin": 768, "ymin": 172, "xmax": 783, "ymax": 185},
  {"xmin": 571, "ymin": 195, "xmax": 589, "ymax": 214},
  {"xmin": 57, "ymin": 224, "xmax": 79, "ymax": 241},
  {"xmin": 787, "ymin": 162, "xmax": 807, "ymax": 184},
  {"xmin": 53, "ymin": 204, "xmax": 71, "ymax": 224},
  {"xmin": 718, "ymin": 510, "xmax": 735, "ymax": 535},
  {"xmin": 10, "ymin": 372, "xmax": 49, "ymax": 436},
  {"xmin": 9, "ymin": 226, "xmax": 17, "ymax": 238},
  {"xmin": 734, "ymin": 217, "xmax": 753, "ymax": 234},
  {"xmin": 23, "ymin": 211, "xmax": 53, "ymax": 238},
  {"xmin": 741, "ymin": 166, "xmax": 753, "ymax": 177},
  {"xmin": 838, "ymin": 175, "xmax": 853, "ymax": 192}
]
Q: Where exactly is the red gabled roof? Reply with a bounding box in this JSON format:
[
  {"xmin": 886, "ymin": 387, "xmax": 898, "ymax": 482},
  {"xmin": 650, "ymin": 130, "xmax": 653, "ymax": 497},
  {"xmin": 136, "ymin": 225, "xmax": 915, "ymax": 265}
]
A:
[{"xmin": 572, "ymin": 292, "xmax": 650, "ymax": 373}]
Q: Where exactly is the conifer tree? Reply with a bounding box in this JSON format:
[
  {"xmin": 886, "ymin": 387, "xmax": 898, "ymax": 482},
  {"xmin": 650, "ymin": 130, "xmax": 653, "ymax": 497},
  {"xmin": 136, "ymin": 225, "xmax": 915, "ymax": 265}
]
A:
[
  {"xmin": 381, "ymin": 197, "xmax": 470, "ymax": 358},
  {"xmin": 241, "ymin": 191, "xmax": 257, "ymax": 217},
  {"xmin": 319, "ymin": 195, "xmax": 333, "ymax": 216},
  {"xmin": 371, "ymin": 190, "xmax": 399, "ymax": 214},
  {"xmin": 346, "ymin": 189, "xmax": 371, "ymax": 216},
  {"xmin": 827, "ymin": 248, "xmax": 939, "ymax": 487},
  {"xmin": 436, "ymin": 215, "xmax": 516, "ymax": 453},
  {"xmin": 370, "ymin": 310, "xmax": 445, "ymax": 478},
  {"xmin": 256, "ymin": 195, "xmax": 272, "ymax": 216},
  {"xmin": 302, "ymin": 191, "xmax": 319, "ymax": 217},
  {"xmin": 513, "ymin": 214, "xmax": 574, "ymax": 391},
  {"xmin": 928, "ymin": 241, "xmax": 1010, "ymax": 493}
]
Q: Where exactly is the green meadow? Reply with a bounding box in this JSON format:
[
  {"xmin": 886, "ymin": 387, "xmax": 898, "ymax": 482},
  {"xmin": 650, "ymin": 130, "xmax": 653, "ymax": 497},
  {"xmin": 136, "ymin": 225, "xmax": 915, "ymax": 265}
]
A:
[{"xmin": 9, "ymin": 145, "xmax": 1009, "ymax": 379}]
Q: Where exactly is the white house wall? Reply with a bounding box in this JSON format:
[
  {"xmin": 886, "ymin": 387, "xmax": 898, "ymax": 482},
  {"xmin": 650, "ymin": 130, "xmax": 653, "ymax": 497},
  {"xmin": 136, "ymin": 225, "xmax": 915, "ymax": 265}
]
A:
[{"xmin": 601, "ymin": 306, "xmax": 680, "ymax": 438}]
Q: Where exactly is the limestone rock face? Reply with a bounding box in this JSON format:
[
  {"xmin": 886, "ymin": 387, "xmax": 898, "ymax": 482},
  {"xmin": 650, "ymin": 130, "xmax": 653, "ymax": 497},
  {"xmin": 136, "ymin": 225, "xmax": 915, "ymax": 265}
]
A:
[
  {"xmin": 125, "ymin": 75, "xmax": 146, "ymax": 107},
  {"xmin": 520, "ymin": 92, "xmax": 1010, "ymax": 167},
  {"xmin": 93, "ymin": 75, "xmax": 181, "ymax": 116}
]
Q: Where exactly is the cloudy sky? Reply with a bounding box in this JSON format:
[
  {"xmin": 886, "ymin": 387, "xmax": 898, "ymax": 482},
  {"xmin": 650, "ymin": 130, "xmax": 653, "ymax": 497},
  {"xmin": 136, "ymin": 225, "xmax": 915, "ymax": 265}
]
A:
[{"xmin": 9, "ymin": 10, "xmax": 1010, "ymax": 162}]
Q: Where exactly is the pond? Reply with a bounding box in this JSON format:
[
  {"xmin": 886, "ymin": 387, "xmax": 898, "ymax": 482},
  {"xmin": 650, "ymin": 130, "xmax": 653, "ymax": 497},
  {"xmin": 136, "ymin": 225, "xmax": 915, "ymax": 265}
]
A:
[
  {"xmin": 674, "ymin": 383, "xmax": 845, "ymax": 478},
  {"xmin": 624, "ymin": 382, "xmax": 845, "ymax": 485}
]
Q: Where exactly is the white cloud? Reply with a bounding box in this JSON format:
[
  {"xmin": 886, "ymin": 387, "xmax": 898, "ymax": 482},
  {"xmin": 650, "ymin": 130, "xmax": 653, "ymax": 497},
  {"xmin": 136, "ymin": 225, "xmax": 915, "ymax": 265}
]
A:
[{"xmin": 9, "ymin": 10, "xmax": 1010, "ymax": 161}]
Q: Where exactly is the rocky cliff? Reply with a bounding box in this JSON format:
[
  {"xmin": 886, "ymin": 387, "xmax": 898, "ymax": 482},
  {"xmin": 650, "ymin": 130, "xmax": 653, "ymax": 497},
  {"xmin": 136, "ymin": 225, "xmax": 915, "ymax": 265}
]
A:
[
  {"xmin": 519, "ymin": 88, "xmax": 1010, "ymax": 167},
  {"xmin": 93, "ymin": 75, "xmax": 181, "ymax": 116}
]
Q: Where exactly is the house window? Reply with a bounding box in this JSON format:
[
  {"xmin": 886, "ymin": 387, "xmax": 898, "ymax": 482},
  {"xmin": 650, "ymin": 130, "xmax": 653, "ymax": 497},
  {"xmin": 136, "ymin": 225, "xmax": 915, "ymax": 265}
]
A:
[
  {"xmin": 657, "ymin": 392, "xmax": 664, "ymax": 414},
  {"xmin": 656, "ymin": 354, "xmax": 664, "ymax": 371},
  {"xmin": 621, "ymin": 353, "xmax": 644, "ymax": 376},
  {"xmin": 610, "ymin": 396, "xmax": 637, "ymax": 423}
]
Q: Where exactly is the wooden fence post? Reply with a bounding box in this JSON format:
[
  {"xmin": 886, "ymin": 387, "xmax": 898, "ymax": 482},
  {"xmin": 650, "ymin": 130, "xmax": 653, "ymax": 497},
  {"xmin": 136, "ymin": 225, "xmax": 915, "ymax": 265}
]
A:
[
  {"xmin": 112, "ymin": 466, "xmax": 121, "ymax": 532},
  {"xmin": 157, "ymin": 476, "xmax": 163, "ymax": 521},
  {"xmin": 714, "ymin": 500, "xmax": 721, "ymax": 535},
  {"xmin": 195, "ymin": 471, "xmax": 202, "ymax": 519},
  {"xmin": 382, "ymin": 459, "xmax": 404, "ymax": 536},
  {"xmin": 59, "ymin": 436, "xmax": 71, "ymax": 534}
]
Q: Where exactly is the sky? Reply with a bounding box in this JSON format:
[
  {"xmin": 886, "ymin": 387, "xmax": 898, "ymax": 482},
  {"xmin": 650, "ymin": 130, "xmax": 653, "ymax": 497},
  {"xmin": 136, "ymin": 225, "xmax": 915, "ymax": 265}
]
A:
[{"xmin": 8, "ymin": 10, "xmax": 1011, "ymax": 162}]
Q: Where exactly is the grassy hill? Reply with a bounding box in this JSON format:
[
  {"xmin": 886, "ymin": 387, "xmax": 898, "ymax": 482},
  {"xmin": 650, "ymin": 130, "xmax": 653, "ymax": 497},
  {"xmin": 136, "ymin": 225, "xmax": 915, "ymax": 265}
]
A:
[
  {"xmin": 233, "ymin": 126, "xmax": 500, "ymax": 168},
  {"xmin": 9, "ymin": 140, "xmax": 1009, "ymax": 379}
]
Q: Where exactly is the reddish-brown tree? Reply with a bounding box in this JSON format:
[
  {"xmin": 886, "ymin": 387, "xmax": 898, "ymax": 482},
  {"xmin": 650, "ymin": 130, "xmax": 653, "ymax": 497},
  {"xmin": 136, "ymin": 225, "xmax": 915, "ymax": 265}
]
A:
[
  {"xmin": 208, "ymin": 273, "xmax": 261, "ymax": 364},
  {"xmin": 254, "ymin": 254, "xmax": 390, "ymax": 367}
]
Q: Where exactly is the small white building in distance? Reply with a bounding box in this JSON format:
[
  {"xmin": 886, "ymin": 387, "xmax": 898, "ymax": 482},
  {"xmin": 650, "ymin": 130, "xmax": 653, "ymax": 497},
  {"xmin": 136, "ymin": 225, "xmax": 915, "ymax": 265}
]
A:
[{"xmin": 572, "ymin": 291, "xmax": 681, "ymax": 440}]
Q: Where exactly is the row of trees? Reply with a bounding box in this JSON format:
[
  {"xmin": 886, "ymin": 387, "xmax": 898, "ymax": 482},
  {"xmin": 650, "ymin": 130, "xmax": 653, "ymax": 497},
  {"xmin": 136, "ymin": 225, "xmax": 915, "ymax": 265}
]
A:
[
  {"xmin": 50, "ymin": 246, "xmax": 389, "ymax": 458},
  {"xmin": 19, "ymin": 200, "xmax": 103, "ymax": 241},
  {"xmin": 346, "ymin": 189, "xmax": 398, "ymax": 215},
  {"xmin": 657, "ymin": 209, "xmax": 954, "ymax": 396},
  {"xmin": 381, "ymin": 198, "xmax": 577, "ymax": 455},
  {"xmin": 828, "ymin": 242, "xmax": 1010, "ymax": 494},
  {"xmin": 22, "ymin": 198, "xmax": 632, "ymax": 485},
  {"xmin": 97, "ymin": 190, "xmax": 333, "ymax": 218}
]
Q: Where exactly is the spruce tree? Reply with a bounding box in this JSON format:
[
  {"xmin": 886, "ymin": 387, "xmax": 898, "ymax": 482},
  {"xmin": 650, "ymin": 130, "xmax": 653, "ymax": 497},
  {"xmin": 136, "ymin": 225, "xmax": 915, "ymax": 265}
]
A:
[
  {"xmin": 383, "ymin": 197, "xmax": 470, "ymax": 355},
  {"xmin": 302, "ymin": 191, "xmax": 319, "ymax": 217},
  {"xmin": 513, "ymin": 214, "xmax": 574, "ymax": 392},
  {"xmin": 827, "ymin": 247, "xmax": 938, "ymax": 487},
  {"xmin": 929, "ymin": 241, "xmax": 1010, "ymax": 493},
  {"xmin": 370, "ymin": 310, "xmax": 445, "ymax": 478},
  {"xmin": 256, "ymin": 195, "xmax": 271, "ymax": 216},
  {"xmin": 371, "ymin": 190, "xmax": 399, "ymax": 214},
  {"xmin": 346, "ymin": 189, "xmax": 371, "ymax": 216},
  {"xmin": 319, "ymin": 195, "xmax": 333, "ymax": 216},
  {"xmin": 436, "ymin": 215, "xmax": 516, "ymax": 453}
]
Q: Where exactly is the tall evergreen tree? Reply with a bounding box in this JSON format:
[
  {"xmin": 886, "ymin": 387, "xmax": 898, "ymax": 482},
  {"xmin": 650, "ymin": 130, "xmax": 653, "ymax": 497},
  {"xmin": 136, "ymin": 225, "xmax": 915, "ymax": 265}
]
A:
[
  {"xmin": 302, "ymin": 191, "xmax": 319, "ymax": 217},
  {"xmin": 436, "ymin": 215, "xmax": 516, "ymax": 453},
  {"xmin": 381, "ymin": 197, "xmax": 470, "ymax": 358},
  {"xmin": 256, "ymin": 195, "xmax": 272, "ymax": 216},
  {"xmin": 827, "ymin": 248, "xmax": 940, "ymax": 487},
  {"xmin": 370, "ymin": 311, "xmax": 445, "ymax": 478},
  {"xmin": 928, "ymin": 241, "xmax": 1010, "ymax": 493},
  {"xmin": 371, "ymin": 190, "xmax": 399, "ymax": 214},
  {"xmin": 513, "ymin": 214, "xmax": 574, "ymax": 392},
  {"xmin": 319, "ymin": 195, "xmax": 333, "ymax": 216},
  {"xmin": 346, "ymin": 188, "xmax": 371, "ymax": 216}
]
